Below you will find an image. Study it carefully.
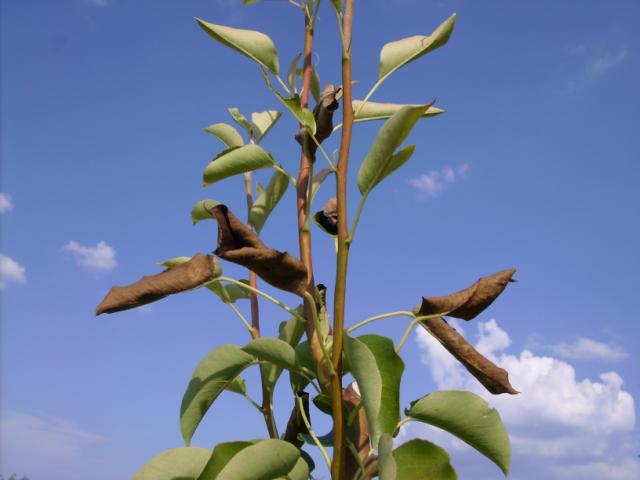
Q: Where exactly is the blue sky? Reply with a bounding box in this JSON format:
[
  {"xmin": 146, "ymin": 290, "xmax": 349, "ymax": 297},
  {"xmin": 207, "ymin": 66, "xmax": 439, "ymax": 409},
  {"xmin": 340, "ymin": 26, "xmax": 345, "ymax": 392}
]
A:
[{"xmin": 1, "ymin": 0, "xmax": 639, "ymax": 478}]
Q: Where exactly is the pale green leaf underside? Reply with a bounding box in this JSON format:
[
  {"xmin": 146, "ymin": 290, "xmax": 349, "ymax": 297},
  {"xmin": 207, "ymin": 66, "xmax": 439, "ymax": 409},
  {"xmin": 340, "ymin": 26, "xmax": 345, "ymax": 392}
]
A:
[
  {"xmin": 357, "ymin": 105, "xmax": 429, "ymax": 195},
  {"xmin": 133, "ymin": 447, "xmax": 210, "ymax": 480},
  {"xmin": 180, "ymin": 345, "xmax": 255, "ymax": 445},
  {"xmin": 378, "ymin": 434, "xmax": 397, "ymax": 480},
  {"xmin": 261, "ymin": 71, "xmax": 316, "ymax": 134},
  {"xmin": 203, "ymin": 144, "xmax": 275, "ymax": 186},
  {"xmin": 192, "ymin": 199, "xmax": 221, "ymax": 224},
  {"xmin": 242, "ymin": 337, "xmax": 298, "ymax": 373},
  {"xmin": 264, "ymin": 309, "xmax": 305, "ymax": 393},
  {"xmin": 393, "ymin": 439, "xmax": 457, "ymax": 480},
  {"xmin": 204, "ymin": 123, "xmax": 244, "ymax": 148},
  {"xmin": 353, "ymin": 100, "xmax": 444, "ymax": 122},
  {"xmin": 160, "ymin": 256, "xmax": 192, "ymax": 268},
  {"xmin": 208, "ymin": 279, "xmax": 251, "ymax": 303},
  {"xmin": 225, "ymin": 376, "xmax": 247, "ymax": 395},
  {"xmin": 213, "ymin": 439, "xmax": 301, "ymax": 480},
  {"xmin": 379, "ymin": 13, "xmax": 456, "ymax": 81},
  {"xmin": 310, "ymin": 168, "xmax": 333, "ymax": 202},
  {"xmin": 344, "ymin": 334, "xmax": 405, "ymax": 448},
  {"xmin": 196, "ymin": 18, "xmax": 279, "ymax": 74},
  {"xmin": 249, "ymin": 169, "xmax": 289, "ymax": 233},
  {"xmin": 251, "ymin": 110, "xmax": 282, "ymax": 142},
  {"xmin": 406, "ymin": 390, "xmax": 510, "ymax": 475}
]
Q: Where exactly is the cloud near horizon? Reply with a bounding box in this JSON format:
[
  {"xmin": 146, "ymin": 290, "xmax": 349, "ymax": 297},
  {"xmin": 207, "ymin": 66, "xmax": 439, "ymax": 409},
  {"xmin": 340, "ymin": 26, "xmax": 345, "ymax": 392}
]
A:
[
  {"xmin": 64, "ymin": 240, "xmax": 117, "ymax": 272},
  {"xmin": 402, "ymin": 319, "xmax": 638, "ymax": 479}
]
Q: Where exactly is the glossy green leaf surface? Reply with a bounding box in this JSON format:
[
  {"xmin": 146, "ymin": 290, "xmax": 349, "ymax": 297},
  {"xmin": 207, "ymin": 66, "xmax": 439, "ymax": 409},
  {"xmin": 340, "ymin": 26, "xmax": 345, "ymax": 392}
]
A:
[
  {"xmin": 344, "ymin": 334, "xmax": 405, "ymax": 448},
  {"xmin": 203, "ymin": 144, "xmax": 275, "ymax": 186},
  {"xmin": 378, "ymin": 434, "xmax": 397, "ymax": 480},
  {"xmin": 196, "ymin": 19, "xmax": 280, "ymax": 74},
  {"xmin": 243, "ymin": 337, "xmax": 297, "ymax": 372},
  {"xmin": 406, "ymin": 390, "xmax": 510, "ymax": 475},
  {"xmin": 251, "ymin": 110, "xmax": 282, "ymax": 142},
  {"xmin": 378, "ymin": 14, "xmax": 456, "ymax": 81},
  {"xmin": 249, "ymin": 170, "xmax": 289, "ymax": 233},
  {"xmin": 214, "ymin": 439, "xmax": 301, "ymax": 480},
  {"xmin": 393, "ymin": 439, "xmax": 457, "ymax": 480},
  {"xmin": 180, "ymin": 345, "xmax": 255, "ymax": 445},
  {"xmin": 357, "ymin": 105, "xmax": 429, "ymax": 195},
  {"xmin": 133, "ymin": 447, "xmax": 210, "ymax": 480},
  {"xmin": 192, "ymin": 199, "xmax": 220, "ymax": 225},
  {"xmin": 353, "ymin": 100, "xmax": 444, "ymax": 122},
  {"xmin": 204, "ymin": 123, "xmax": 244, "ymax": 148}
]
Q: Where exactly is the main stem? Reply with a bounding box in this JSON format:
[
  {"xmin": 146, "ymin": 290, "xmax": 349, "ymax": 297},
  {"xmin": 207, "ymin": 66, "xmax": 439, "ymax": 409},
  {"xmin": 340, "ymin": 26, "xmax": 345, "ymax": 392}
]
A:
[
  {"xmin": 243, "ymin": 171, "xmax": 277, "ymax": 439},
  {"xmin": 331, "ymin": 1, "xmax": 355, "ymax": 478},
  {"xmin": 296, "ymin": 6, "xmax": 329, "ymax": 390}
]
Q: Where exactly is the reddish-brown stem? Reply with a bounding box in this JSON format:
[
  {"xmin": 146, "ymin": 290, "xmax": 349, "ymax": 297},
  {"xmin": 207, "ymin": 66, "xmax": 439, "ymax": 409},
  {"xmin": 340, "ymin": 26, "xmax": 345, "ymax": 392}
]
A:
[{"xmin": 331, "ymin": 1, "xmax": 355, "ymax": 478}]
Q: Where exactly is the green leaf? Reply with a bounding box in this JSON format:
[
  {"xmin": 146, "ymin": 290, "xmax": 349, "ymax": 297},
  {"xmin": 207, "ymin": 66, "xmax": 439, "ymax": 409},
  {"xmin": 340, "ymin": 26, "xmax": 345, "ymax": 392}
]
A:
[
  {"xmin": 249, "ymin": 169, "xmax": 289, "ymax": 233},
  {"xmin": 264, "ymin": 309, "xmax": 305, "ymax": 393},
  {"xmin": 228, "ymin": 108, "xmax": 255, "ymax": 137},
  {"xmin": 208, "ymin": 279, "xmax": 251, "ymax": 303},
  {"xmin": 356, "ymin": 105, "xmax": 429, "ymax": 196},
  {"xmin": 243, "ymin": 0, "xmax": 261, "ymax": 5},
  {"xmin": 160, "ymin": 256, "xmax": 192, "ymax": 268},
  {"xmin": 310, "ymin": 168, "xmax": 333, "ymax": 202},
  {"xmin": 203, "ymin": 144, "xmax": 275, "ymax": 186},
  {"xmin": 180, "ymin": 345, "xmax": 255, "ymax": 445},
  {"xmin": 393, "ymin": 439, "xmax": 457, "ymax": 480},
  {"xmin": 330, "ymin": 0, "xmax": 343, "ymax": 14},
  {"xmin": 406, "ymin": 390, "xmax": 510, "ymax": 475},
  {"xmin": 290, "ymin": 341, "xmax": 315, "ymax": 392},
  {"xmin": 192, "ymin": 200, "xmax": 221, "ymax": 225},
  {"xmin": 280, "ymin": 456, "xmax": 310, "ymax": 480},
  {"xmin": 378, "ymin": 14, "xmax": 456, "ymax": 82},
  {"xmin": 206, "ymin": 439, "xmax": 301, "ymax": 480},
  {"xmin": 378, "ymin": 434, "xmax": 397, "ymax": 480},
  {"xmin": 134, "ymin": 447, "xmax": 210, "ymax": 480},
  {"xmin": 344, "ymin": 334, "xmax": 405, "ymax": 448},
  {"xmin": 198, "ymin": 441, "xmax": 254, "ymax": 480},
  {"xmin": 225, "ymin": 376, "xmax": 247, "ymax": 395},
  {"xmin": 310, "ymin": 65, "xmax": 321, "ymax": 103},
  {"xmin": 251, "ymin": 110, "xmax": 282, "ymax": 142},
  {"xmin": 196, "ymin": 19, "xmax": 280, "ymax": 74},
  {"xmin": 287, "ymin": 53, "xmax": 302, "ymax": 93},
  {"xmin": 242, "ymin": 337, "xmax": 297, "ymax": 372},
  {"xmin": 261, "ymin": 71, "xmax": 316, "ymax": 134},
  {"xmin": 353, "ymin": 100, "xmax": 444, "ymax": 122},
  {"xmin": 204, "ymin": 123, "xmax": 244, "ymax": 148}
]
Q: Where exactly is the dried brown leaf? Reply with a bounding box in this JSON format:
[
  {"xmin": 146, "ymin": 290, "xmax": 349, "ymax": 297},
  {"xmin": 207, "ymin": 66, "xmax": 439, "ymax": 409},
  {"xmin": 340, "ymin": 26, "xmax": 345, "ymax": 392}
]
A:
[
  {"xmin": 419, "ymin": 268, "xmax": 516, "ymax": 320},
  {"xmin": 313, "ymin": 197, "xmax": 338, "ymax": 236},
  {"xmin": 420, "ymin": 316, "xmax": 518, "ymax": 395},
  {"xmin": 209, "ymin": 204, "xmax": 308, "ymax": 295},
  {"xmin": 95, "ymin": 253, "xmax": 220, "ymax": 315},
  {"xmin": 343, "ymin": 382, "xmax": 372, "ymax": 479},
  {"xmin": 295, "ymin": 84, "xmax": 341, "ymax": 161}
]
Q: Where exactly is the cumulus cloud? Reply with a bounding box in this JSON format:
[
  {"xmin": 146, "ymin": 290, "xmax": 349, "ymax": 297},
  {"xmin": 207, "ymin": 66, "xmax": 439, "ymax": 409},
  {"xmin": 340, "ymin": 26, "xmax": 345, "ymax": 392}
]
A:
[
  {"xmin": 64, "ymin": 241, "xmax": 117, "ymax": 272},
  {"xmin": 0, "ymin": 192, "xmax": 13, "ymax": 213},
  {"xmin": 408, "ymin": 164, "xmax": 469, "ymax": 200},
  {"xmin": 0, "ymin": 410, "xmax": 105, "ymax": 477},
  {"xmin": 0, "ymin": 253, "xmax": 27, "ymax": 289},
  {"xmin": 550, "ymin": 337, "xmax": 628, "ymax": 361},
  {"xmin": 406, "ymin": 319, "xmax": 638, "ymax": 479}
]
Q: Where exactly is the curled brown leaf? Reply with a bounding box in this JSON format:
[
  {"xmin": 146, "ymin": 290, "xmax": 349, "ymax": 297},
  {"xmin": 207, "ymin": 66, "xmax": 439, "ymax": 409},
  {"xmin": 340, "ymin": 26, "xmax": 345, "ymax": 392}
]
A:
[
  {"xmin": 95, "ymin": 253, "xmax": 220, "ymax": 315},
  {"xmin": 295, "ymin": 84, "xmax": 341, "ymax": 161},
  {"xmin": 313, "ymin": 197, "xmax": 338, "ymax": 236},
  {"xmin": 419, "ymin": 268, "xmax": 516, "ymax": 320},
  {"xmin": 420, "ymin": 316, "xmax": 518, "ymax": 395},
  {"xmin": 209, "ymin": 204, "xmax": 308, "ymax": 295},
  {"xmin": 343, "ymin": 382, "xmax": 372, "ymax": 479}
]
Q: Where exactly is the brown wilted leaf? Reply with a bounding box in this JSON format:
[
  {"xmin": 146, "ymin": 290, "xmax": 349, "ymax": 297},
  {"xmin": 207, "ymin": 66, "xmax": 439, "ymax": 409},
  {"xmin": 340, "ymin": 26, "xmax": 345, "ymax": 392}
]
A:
[
  {"xmin": 343, "ymin": 382, "xmax": 372, "ymax": 479},
  {"xmin": 96, "ymin": 253, "xmax": 220, "ymax": 315},
  {"xmin": 209, "ymin": 204, "xmax": 308, "ymax": 295},
  {"xmin": 313, "ymin": 197, "xmax": 338, "ymax": 236},
  {"xmin": 419, "ymin": 268, "xmax": 516, "ymax": 320},
  {"xmin": 420, "ymin": 316, "xmax": 518, "ymax": 395},
  {"xmin": 295, "ymin": 84, "xmax": 341, "ymax": 161}
]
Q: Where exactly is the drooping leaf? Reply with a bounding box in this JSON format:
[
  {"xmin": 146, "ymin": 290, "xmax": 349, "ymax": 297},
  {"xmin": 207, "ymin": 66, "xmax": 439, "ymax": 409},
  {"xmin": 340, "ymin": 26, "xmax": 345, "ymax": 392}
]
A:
[
  {"xmin": 249, "ymin": 169, "xmax": 289, "ymax": 233},
  {"xmin": 192, "ymin": 199, "xmax": 221, "ymax": 225},
  {"xmin": 261, "ymin": 70, "xmax": 316, "ymax": 134},
  {"xmin": 208, "ymin": 279, "xmax": 252, "ymax": 304},
  {"xmin": 310, "ymin": 65, "xmax": 321, "ymax": 103},
  {"xmin": 378, "ymin": 14, "xmax": 456, "ymax": 82},
  {"xmin": 196, "ymin": 19, "xmax": 280, "ymax": 74},
  {"xmin": 133, "ymin": 447, "xmax": 210, "ymax": 480},
  {"xmin": 287, "ymin": 53, "xmax": 302, "ymax": 93},
  {"xmin": 353, "ymin": 100, "xmax": 444, "ymax": 122},
  {"xmin": 203, "ymin": 144, "xmax": 275, "ymax": 186},
  {"xmin": 198, "ymin": 441, "xmax": 254, "ymax": 480},
  {"xmin": 344, "ymin": 334, "xmax": 405, "ymax": 448},
  {"xmin": 209, "ymin": 439, "xmax": 301, "ymax": 480},
  {"xmin": 392, "ymin": 439, "xmax": 457, "ymax": 480},
  {"xmin": 225, "ymin": 376, "xmax": 247, "ymax": 395},
  {"xmin": 251, "ymin": 110, "xmax": 282, "ymax": 142},
  {"xmin": 295, "ymin": 84, "xmax": 341, "ymax": 160},
  {"xmin": 96, "ymin": 254, "xmax": 221, "ymax": 315},
  {"xmin": 378, "ymin": 434, "xmax": 397, "ymax": 480},
  {"xmin": 264, "ymin": 308, "xmax": 305, "ymax": 393},
  {"xmin": 419, "ymin": 318, "xmax": 518, "ymax": 395},
  {"xmin": 313, "ymin": 197, "xmax": 338, "ymax": 236},
  {"xmin": 209, "ymin": 204, "xmax": 308, "ymax": 295},
  {"xmin": 418, "ymin": 268, "xmax": 517, "ymax": 320},
  {"xmin": 180, "ymin": 344, "xmax": 256, "ymax": 445},
  {"xmin": 204, "ymin": 123, "xmax": 244, "ymax": 148},
  {"xmin": 310, "ymin": 168, "xmax": 333, "ymax": 202},
  {"xmin": 243, "ymin": 337, "xmax": 298, "ymax": 372},
  {"xmin": 357, "ymin": 105, "xmax": 430, "ymax": 196},
  {"xmin": 406, "ymin": 390, "xmax": 510, "ymax": 475}
]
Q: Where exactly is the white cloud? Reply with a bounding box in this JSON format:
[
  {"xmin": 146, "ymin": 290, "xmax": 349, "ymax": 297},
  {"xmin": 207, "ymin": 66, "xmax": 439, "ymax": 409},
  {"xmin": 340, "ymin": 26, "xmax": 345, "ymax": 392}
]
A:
[
  {"xmin": 409, "ymin": 164, "xmax": 469, "ymax": 200},
  {"xmin": 83, "ymin": 0, "xmax": 111, "ymax": 6},
  {"xmin": 64, "ymin": 241, "xmax": 117, "ymax": 272},
  {"xmin": 0, "ymin": 192, "xmax": 13, "ymax": 213},
  {"xmin": 550, "ymin": 337, "xmax": 628, "ymax": 361},
  {"xmin": 586, "ymin": 48, "xmax": 628, "ymax": 78},
  {"xmin": 408, "ymin": 319, "xmax": 637, "ymax": 479},
  {"xmin": 0, "ymin": 410, "xmax": 105, "ymax": 477},
  {"xmin": 0, "ymin": 253, "xmax": 27, "ymax": 289},
  {"xmin": 565, "ymin": 45, "xmax": 628, "ymax": 94}
]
